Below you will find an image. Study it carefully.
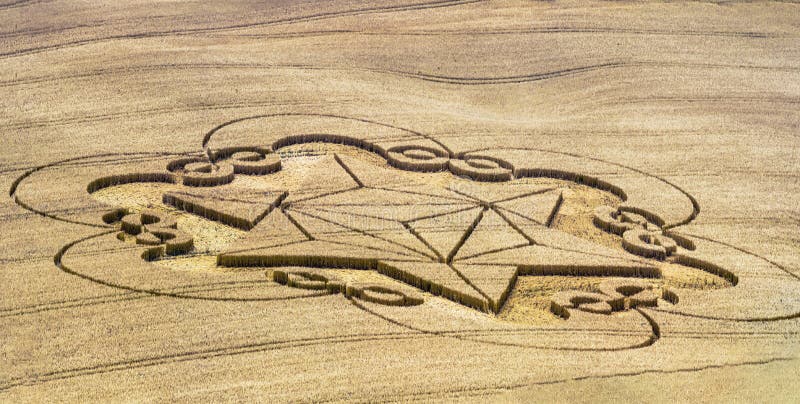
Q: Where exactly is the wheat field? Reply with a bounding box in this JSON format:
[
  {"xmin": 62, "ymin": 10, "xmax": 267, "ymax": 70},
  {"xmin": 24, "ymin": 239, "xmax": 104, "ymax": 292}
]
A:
[{"xmin": 2, "ymin": 0, "xmax": 800, "ymax": 402}]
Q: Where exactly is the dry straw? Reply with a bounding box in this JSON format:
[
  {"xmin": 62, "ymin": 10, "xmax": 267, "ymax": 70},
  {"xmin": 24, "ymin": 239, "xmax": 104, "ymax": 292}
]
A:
[{"xmin": 271, "ymin": 268, "xmax": 422, "ymax": 306}]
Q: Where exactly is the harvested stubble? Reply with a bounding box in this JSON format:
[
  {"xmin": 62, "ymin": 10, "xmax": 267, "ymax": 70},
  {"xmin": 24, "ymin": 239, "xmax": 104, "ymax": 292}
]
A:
[
  {"xmin": 229, "ymin": 153, "xmax": 281, "ymax": 175},
  {"xmin": 120, "ymin": 209, "xmax": 177, "ymax": 235},
  {"xmin": 448, "ymin": 158, "xmax": 513, "ymax": 182},
  {"xmin": 116, "ymin": 209, "xmax": 194, "ymax": 256},
  {"xmin": 166, "ymin": 157, "xmax": 207, "ymax": 173},
  {"xmin": 453, "ymin": 264, "xmax": 518, "ymax": 313},
  {"xmin": 273, "ymin": 269, "xmax": 343, "ymax": 292},
  {"xmin": 517, "ymin": 261, "xmax": 660, "ymax": 278},
  {"xmin": 271, "ymin": 267, "xmax": 423, "ymax": 306},
  {"xmin": 596, "ymin": 279, "xmax": 660, "ymax": 310},
  {"xmin": 346, "ymin": 283, "xmax": 424, "ymax": 306},
  {"xmin": 549, "ymin": 279, "xmax": 664, "ymax": 319},
  {"xmin": 96, "ymin": 184, "xmax": 247, "ymax": 256},
  {"xmin": 550, "ymin": 291, "xmax": 614, "ymax": 318},
  {"xmin": 87, "ymin": 172, "xmax": 176, "ymax": 193},
  {"xmin": 271, "ymin": 133, "xmax": 387, "ymax": 158},
  {"xmin": 670, "ymin": 253, "xmax": 739, "ymax": 287},
  {"xmin": 208, "ymin": 147, "xmax": 281, "ymax": 175},
  {"xmin": 137, "ymin": 228, "xmax": 193, "ymax": 255},
  {"xmin": 5, "ymin": 1, "xmax": 800, "ymax": 400},
  {"xmin": 593, "ymin": 205, "xmax": 638, "ymax": 236},
  {"xmin": 162, "ymin": 188, "xmax": 286, "ymax": 231},
  {"xmin": 181, "ymin": 163, "xmax": 235, "ymax": 187},
  {"xmin": 386, "ymin": 146, "xmax": 451, "ymax": 172},
  {"xmin": 515, "ymin": 167, "xmax": 627, "ymax": 201},
  {"xmin": 621, "ymin": 228, "xmax": 678, "ymax": 260}
]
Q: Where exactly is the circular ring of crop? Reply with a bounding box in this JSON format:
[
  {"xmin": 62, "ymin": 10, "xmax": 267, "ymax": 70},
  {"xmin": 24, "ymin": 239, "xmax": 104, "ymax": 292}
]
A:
[{"xmin": 386, "ymin": 145, "xmax": 450, "ymax": 172}]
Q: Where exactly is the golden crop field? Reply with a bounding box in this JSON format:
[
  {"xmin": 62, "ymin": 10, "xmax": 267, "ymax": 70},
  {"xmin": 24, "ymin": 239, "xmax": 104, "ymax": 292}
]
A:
[{"xmin": 2, "ymin": 0, "xmax": 799, "ymax": 401}]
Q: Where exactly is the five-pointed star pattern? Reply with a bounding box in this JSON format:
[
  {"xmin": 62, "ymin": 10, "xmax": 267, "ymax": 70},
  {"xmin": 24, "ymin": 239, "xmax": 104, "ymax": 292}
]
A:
[{"xmin": 164, "ymin": 153, "xmax": 656, "ymax": 312}]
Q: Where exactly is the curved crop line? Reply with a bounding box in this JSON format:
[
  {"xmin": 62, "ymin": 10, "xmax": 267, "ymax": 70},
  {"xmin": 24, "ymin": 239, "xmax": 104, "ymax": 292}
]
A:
[
  {"xmin": 461, "ymin": 146, "xmax": 701, "ymax": 229},
  {"xmin": 0, "ymin": 323, "xmax": 662, "ymax": 392},
  {"xmin": 0, "ymin": 0, "xmax": 43, "ymax": 11},
  {"xmin": 0, "ymin": 280, "xmax": 283, "ymax": 318},
  {"xmin": 635, "ymin": 308, "xmax": 660, "ymax": 339},
  {"xmin": 373, "ymin": 357, "xmax": 797, "ymax": 403},
  {"xmin": 0, "ymin": 0, "xmax": 483, "ymax": 60},
  {"xmin": 392, "ymin": 62, "xmax": 625, "ymax": 85},
  {"xmin": 0, "ymin": 332, "xmax": 431, "ymax": 392},
  {"xmin": 11, "ymin": 196, "xmax": 110, "ymax": 229},
  {"xmin": 677, "ymin": 231, "xmax": 799, "ymax": 282},
  {"xmin": 347, "ymin": 27, "xmax": 790, "ymax": 39},
  {"xmin": 648, "ymin": 233, "xmax": 800, "ymax": 323},
  {"xmin": 8, "ymin": 20, "xmax": 789, "ymax": 43},
  {"xmin": 9, "ymin": 152, "xmax": 192, "ymax": 228},
  {"xmin": 202, "ymin": 112, "xmax": 453, "ymax": 158},
  {"xmin": 9, "ymin": 152, "xmax": 189, "ymax": 197},
  {"xmin": 0, "ymin": 291, "xmax": 136, "ymax": 317},
  {"xmin": 200, "ymin": 112, "xmax": 454, "ymax": 156},
  {"xmin": 347, "ymin": 296, "xmax": 658, "ymax": 351},
  {"xmin": 5, "ymin": 60, "xmax": 797, "ymax": 89},
  {"xmin": 54, "ymin": 231, "xmax": 330, "ymax": 302},
  {"xmin": 4, "ymin": 100, "xmax": 314, "ymax": 130},
  {"xmin": 12, "ymin": 61, "xmax": 781, "ymax": 130},
  {"xmin": 215, "ymin": 28, "xmax": 794, "ymax": 42}
]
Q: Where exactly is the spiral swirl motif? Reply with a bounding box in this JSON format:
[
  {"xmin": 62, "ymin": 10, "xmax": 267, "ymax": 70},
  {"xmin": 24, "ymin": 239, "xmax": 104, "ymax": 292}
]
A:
[
  {"xmin": 167, "ymin": 157, "xmax": 235, "ymax": 187},
  {"xmin": 217, "ymin": 148, "xmax": 282, "ymax": 175},
  {"xmin": 386, "ymin": 145, "xmax": 450, "ymax": 172}
]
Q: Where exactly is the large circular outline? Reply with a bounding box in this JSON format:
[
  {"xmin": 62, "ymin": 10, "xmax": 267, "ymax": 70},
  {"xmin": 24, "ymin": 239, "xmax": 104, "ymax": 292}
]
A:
[
  {"xmin": 15, "ymin": 116, "xmax": 791, "ymax": 346},
  {"xmin": 201, "ymin": 113, "xmax": 700, "ymax": 228},
  {"xmin": 9, "ymin": 152, "xmax": 195, "ymax": 228},
  {"xmin": 10, "ymin": 147, "xmax": 668, "ymax": 349},
  {"xmin": 10, "ymin": 116, "xmax": 800, "ymax": 355},
  {"xmin": 9, "ymin": 120, "xmax": 699, "ymax": 306}
]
